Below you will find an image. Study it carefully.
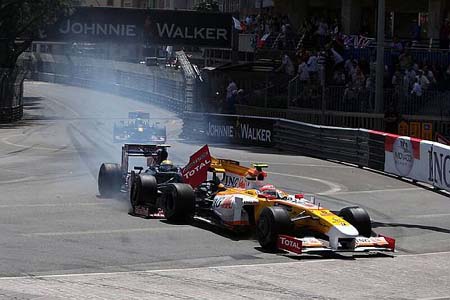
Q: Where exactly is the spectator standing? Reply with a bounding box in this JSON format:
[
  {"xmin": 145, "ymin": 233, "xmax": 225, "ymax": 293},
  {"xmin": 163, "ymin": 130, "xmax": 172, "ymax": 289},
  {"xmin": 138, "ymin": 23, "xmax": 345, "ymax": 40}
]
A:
[
  {"xmin": 316, "ymin": 18, "xmax": 329, "ymax": 49},
  {"xmin": 307, "ymin": 51, "xmax": 319, "ymax": 80},
  {"xmin": 278, "ymin": 53, "xmax": 295, "ymax": 76},
  {"xmin": 298, "ymin": 59, "xmax": 310, "ymax": 82},
  {"xmin": 411, "ymin": 78, "xmax": 423, "ymax": 113},
  {"xmin": 225, "ymin": 79, "xmax": 238, "ymax": 113},
  {"xmin": 384, "ymin": 102, "xmax": 400, "ymax": 134},
  {"xmin": 418, "ymin": 71, "xmax": 430, "ymax": 90},
  {"xmin": 399, "ymin": 50, "xmax": 413, "ymax": 71},
  {"xmin": 391, "ymin": 36, "xmax": 403, "ymax": 69}
]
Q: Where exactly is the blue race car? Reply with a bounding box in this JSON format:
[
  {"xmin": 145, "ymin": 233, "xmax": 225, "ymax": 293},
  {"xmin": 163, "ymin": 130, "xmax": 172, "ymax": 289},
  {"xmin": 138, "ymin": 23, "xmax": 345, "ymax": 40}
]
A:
[{"xmin": 113, "ymin": 112, "xmax": 166, "ymax": 143}]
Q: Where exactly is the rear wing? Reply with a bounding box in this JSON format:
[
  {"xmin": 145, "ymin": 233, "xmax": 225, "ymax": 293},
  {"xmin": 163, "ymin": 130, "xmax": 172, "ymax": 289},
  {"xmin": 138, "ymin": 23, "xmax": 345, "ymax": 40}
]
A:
[
  {"xmin": 121, "ymin": 144, "xmax": 170, "ymax": 174},
  {"xmin": 181, "ymin": 145, "xmax": 212, "ymax": 188},
  {"xmin": 210, "ymin": 157, "xmax": 268, "ymax": 189}
]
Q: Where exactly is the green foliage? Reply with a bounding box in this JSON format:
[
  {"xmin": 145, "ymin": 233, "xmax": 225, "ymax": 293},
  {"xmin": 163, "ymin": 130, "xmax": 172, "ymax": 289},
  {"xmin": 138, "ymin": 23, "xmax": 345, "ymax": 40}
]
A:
[
  {"xmin": 0, "ymin": 0, "xmax": 74, "ymax": 68},
  {"xmin": 194, "ymin": 0, "xmax": 219, "ymax": 12}
]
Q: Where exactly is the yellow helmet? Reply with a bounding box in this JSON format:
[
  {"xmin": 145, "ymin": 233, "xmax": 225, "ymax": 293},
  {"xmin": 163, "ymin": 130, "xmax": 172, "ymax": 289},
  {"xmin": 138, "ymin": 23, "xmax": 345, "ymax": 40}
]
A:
[{"xmin": 160, "ymin": 160, "xmax": 174, "ymax": 171}]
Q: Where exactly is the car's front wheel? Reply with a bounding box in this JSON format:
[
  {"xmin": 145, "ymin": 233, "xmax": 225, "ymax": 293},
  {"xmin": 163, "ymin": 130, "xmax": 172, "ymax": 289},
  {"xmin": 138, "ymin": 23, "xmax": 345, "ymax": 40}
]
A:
[
  {"xmin": 338, "ymin": 206, "xmax": 372, "ymax": 237},
  {"xmin": 161, "ymin": 183, "xmax": 195, "ymax": 223},
  {"xmin": 256, "ymin": 206, "xmax": 292, "ymax": 251},
  {"xmin": 130, "ymin": 174, "xmax": 158, "ymax": 208}
]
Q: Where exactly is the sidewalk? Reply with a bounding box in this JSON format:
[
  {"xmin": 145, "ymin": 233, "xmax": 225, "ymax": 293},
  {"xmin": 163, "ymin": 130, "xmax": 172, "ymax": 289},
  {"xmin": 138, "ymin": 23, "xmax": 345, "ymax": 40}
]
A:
[{"xmin": 1, "ymin": 252, "xmax": 449, "ymax": 300}]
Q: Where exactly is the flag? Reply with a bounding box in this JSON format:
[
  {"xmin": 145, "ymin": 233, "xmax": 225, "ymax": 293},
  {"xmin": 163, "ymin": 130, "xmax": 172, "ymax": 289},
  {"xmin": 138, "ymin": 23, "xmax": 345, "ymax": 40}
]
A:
[
  {"xmin": 257, "ymin": 33, "xmax": 270, "ymax": 48},
  {"xmin": 232, "ymin": 17, "xmax": 242, "ymax": 31}
]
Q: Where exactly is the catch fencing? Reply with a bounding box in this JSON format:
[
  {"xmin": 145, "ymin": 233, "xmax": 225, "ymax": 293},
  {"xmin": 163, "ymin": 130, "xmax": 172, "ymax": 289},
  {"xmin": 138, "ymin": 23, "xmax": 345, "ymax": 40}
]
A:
[
  {"xmin": 287, "ymin": 75, "xmax": 450, "ymax": 116},
  {"xmin": 183, "ymin": 111, "xmax": 450, "ymax": 193}
]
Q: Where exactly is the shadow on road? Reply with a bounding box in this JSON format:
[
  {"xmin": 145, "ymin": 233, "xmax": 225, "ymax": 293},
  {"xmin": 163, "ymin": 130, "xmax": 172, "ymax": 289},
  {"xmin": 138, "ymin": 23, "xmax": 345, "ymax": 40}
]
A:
[{"xmin": 373, "ymin": 221, "xmax": 450, "ymax": 234}]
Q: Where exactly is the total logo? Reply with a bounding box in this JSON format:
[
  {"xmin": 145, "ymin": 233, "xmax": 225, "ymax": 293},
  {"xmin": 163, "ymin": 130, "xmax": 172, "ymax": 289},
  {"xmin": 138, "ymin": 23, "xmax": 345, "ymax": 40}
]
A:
[
  {"xmin": 278, "ymin": 236, "xmax": 302, "ymax": 251},
  {"xmin": 393, "ymin": 138, "xmax": 414, "ymax": 176}
]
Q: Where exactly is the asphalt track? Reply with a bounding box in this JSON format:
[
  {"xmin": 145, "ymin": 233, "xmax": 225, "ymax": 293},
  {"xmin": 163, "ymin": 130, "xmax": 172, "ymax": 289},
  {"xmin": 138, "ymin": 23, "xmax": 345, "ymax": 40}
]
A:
[{"xmin": 0, "ymin": 81, "xmax": 449, "ymax": 299}]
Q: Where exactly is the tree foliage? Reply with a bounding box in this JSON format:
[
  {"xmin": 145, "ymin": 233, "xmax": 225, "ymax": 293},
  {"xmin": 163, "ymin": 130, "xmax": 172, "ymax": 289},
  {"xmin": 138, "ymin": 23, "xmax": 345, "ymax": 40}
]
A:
[
  {"xmin": 194, "ymin": 0, "xmax": 219, "ymax": 12},
  {"xmin": 0, "ymin": 0, "xmax": 74, "ymax": 68}
]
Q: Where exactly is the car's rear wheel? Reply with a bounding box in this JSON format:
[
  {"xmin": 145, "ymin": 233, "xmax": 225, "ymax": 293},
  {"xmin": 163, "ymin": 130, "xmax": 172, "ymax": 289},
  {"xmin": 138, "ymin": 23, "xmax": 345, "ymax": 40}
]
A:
[
  {"xmin": 338, "ymin": 206, "xmax": 372, "ymax": 237},
  {"xmin": 130, "ymin": 174, "xmax": 158, "ymax": 208},
  {"xmin": 256, "ymin": 206, "xmax": 292, "ymax": 251},
  {"xmin": 161, "ymin": 183, "xmax": 195, "ymax": 223},
  {"xmin": 98, "ymin": 163, "xmax": 122, "ymax": 197}
]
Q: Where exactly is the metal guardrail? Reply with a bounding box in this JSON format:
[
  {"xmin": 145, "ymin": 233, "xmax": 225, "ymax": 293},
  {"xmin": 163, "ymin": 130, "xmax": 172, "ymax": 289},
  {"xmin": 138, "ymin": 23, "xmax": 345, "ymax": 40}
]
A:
[
  {"xmin": 26, "ymin": 53, "xmax": 189, "ymax": 114},
  {"xmin": 275, "ymin": 119, "xmax": 369, "ymax": 166},
  {"xmin": 182, "ymin": 112, "xmax": 373, "ymax": 169},
  {"xmin": 182, "ymin": 111, "xmax": 450, "ymax": 193}
]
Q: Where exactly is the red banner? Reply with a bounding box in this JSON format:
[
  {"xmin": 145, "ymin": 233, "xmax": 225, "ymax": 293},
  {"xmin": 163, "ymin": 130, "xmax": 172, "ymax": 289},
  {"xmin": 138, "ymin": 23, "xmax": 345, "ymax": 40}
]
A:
[{"xmin": 182, "ymin": 145, "xmax": 211, "ymax": 188}]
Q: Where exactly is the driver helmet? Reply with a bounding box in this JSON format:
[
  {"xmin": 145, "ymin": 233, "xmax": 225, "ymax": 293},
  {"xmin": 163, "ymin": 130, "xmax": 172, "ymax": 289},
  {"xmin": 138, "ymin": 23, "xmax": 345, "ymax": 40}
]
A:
[
  {"xmin": 160, "ymin": 160, "xmax": 174, "ymax": 172},
  {"xmin": 259, "ymin": 184, "xmax": 278, "ymax": 198}
]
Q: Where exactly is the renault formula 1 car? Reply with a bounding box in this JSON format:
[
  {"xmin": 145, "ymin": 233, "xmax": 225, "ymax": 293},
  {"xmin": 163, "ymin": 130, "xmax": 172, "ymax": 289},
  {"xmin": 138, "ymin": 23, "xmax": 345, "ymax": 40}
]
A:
[
  {"xmin": 113, "ymin": 112, "xmax": 166, "ymax": 144},
  {"xmin": 127, "ymin": 145, "xmax": 395, "ymax": 256}
]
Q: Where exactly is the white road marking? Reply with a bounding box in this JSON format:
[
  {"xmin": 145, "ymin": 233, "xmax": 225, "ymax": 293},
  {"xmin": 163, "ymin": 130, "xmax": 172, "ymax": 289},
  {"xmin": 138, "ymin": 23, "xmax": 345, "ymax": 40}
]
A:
[
  {"xmin": 1, "ymin": 250, "xmax": 450, "ymax": 280},
  {"xmin": 240, "ymin": 161, "xmax": 350, "ymax": 168},
  {"xmin": 0, "ymin": 176, "xmax": 36, "ymax": 184},
  {"xmin": 269, "ymin": 171, "xmax": 345, "ymax": 194},
  {"xmin": 1, "ymin": 134, "xmax": 76, "ymax": 152},
  {"xmin": 402, "ymin": 213, "xmax": 450, "ymax": 219},
  {"xmin": 327, "ymin": 187, "xmax": 422, "ymax": 195},
  {"xmin": 22, "ymin": 226, "xmax": 191, "ymax": 237}
]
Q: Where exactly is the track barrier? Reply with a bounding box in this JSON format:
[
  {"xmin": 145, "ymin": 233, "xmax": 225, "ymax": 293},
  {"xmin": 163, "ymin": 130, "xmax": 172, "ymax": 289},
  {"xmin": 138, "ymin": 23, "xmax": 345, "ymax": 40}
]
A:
[{"xmin": 183, "ymin": 111, "xmax": 450, "ymax": 193}]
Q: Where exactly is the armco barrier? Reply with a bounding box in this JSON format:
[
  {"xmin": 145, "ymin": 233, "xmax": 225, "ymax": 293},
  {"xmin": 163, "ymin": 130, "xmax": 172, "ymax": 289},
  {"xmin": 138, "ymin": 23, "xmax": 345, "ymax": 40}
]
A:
[
  {"xmin": 24, "ymin": 53, "xmax": 188, "ymax": 114},
  {"xmin": 183, "ymin": 112, "xmax": 371, "ymax": 168},
  {"xmin": 183, "ymin": 112, "xmax": 450, "ymax": 193}
]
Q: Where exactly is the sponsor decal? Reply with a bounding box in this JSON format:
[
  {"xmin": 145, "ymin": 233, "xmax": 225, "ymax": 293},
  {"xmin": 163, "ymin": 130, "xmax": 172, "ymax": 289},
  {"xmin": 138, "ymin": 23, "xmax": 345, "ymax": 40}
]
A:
[
  {"xmin": 355, "ymin": 237, "xmax": 389, "ymax": 247},
  {"xmin": 182, "ymin": 145, "xmax": 211, "ymax": 188},
  {"xmin": 207, "ymin": 122, "xmax": 271, "ymax": 143},
  {"xmin": 385, "ymin": 135, "xmax": 420, "ymax": 177},
  {"xmin": 222, "ymin": 173, "xmax": 248, "ymax": 188},
  {"xmin": 207, "ymin": 123, "xmax": 234, "ymax": 138},
  {"xmin": 39, "ymin": 7, "xmax": 232, "ymax": 48},
  {"xmin": 428, "ymin": 144, "xmax": 450, "ymax": 189},
  {"xmin": 277, "ymin": 235, "xmax": 302, "ymax": 254},
  {"xmin": 59, "ymin": 19, "xmax": 137, "ymax": 37},
  {"xmin": 239, "ymin": 123, "xmax": 271, "ymax": 142},
  {"xmin": 205, "ymin": 116, "xmax": 274, "ymax": 147},
  {"xmin": 155, "ymin": 23, "xmax": 228, "ymax": 41}
]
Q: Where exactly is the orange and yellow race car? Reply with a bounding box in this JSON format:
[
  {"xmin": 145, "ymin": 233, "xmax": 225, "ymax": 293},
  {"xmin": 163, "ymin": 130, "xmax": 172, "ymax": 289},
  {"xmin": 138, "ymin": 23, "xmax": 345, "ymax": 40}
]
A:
[{"xmin": 131, "ymin": 145, "xmax": 395, "ymax": 255}]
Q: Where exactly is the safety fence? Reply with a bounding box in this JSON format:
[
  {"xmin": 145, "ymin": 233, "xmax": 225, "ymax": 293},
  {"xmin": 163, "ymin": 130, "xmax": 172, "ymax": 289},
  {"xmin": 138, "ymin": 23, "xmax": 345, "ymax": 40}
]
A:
[
  {"xmin": 287, "ymin": 75, "xmax": 450, "ymax": 116},
  {"xmin": 21, "ymin": 52, "xmax": 192, "ymax": 114},
  {"xmin": 345, "ymin": 47, "xmax": 450, "ymax": 69},
  {"xmin": 182, "ymin": 111, "xmax": 450, "ymax": 193}
]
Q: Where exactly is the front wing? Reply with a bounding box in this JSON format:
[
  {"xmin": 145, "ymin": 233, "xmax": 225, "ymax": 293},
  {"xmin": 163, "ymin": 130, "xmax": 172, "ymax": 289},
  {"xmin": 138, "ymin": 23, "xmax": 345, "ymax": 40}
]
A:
[{"xmin": 277, "ymin": 234, "xmax": 396, "ymax": 255}]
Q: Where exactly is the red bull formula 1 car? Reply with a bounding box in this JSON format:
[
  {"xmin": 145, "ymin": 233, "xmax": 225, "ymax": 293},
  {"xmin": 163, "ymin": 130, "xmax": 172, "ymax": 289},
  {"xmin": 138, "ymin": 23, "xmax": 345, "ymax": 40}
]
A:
[
  {"xmin": 101, "ymin": 145, "xmax": 395, "ymax": 255},
  {"xmin": 113, "ymin": 112, "xmax": 166, "ymax": 144}
]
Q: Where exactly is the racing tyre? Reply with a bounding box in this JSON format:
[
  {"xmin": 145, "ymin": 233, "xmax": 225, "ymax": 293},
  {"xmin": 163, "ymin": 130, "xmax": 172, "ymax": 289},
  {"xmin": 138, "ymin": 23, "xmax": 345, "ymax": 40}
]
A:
[
  {"xmin": 161, "ymin": 183, "xmax": 195, "ymax": 223},
  {"xmin": 130, "ymin": 174, "xmax": 158, "ymax": 208},
  {"xmin": 338, "ymin": 206, "xmax": 372, "ymax": 237},
  {"xmin": 256, "ymin": 206, "xmax": 292, "ymax": 251},
  {"xmin": 98, "ymin": 163, "xmax": 122, "ymax": 197}
]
